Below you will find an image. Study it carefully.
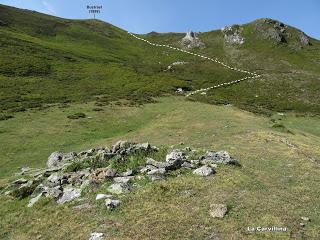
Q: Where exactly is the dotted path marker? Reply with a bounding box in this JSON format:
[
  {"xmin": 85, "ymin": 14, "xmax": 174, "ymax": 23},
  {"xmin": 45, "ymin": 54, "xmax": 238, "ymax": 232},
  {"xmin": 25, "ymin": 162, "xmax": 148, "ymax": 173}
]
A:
[{"xmin": 128, "ymin": 32, "xmax": 261, "ymax": 97}]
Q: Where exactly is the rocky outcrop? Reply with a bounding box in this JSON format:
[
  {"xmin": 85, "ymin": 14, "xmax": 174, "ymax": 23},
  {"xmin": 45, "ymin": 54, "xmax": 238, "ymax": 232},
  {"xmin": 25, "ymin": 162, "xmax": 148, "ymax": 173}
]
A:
[
  {"xmin": 254, "ymin": 18, "xmax": 311, "ymax": 46},
  {"xmin": 181, "ymin": 31, "xmax": 205, "ymax": 49},
  {"xmin": 221, "ymin": 25, "xmax": 245, "ymax": 45}
]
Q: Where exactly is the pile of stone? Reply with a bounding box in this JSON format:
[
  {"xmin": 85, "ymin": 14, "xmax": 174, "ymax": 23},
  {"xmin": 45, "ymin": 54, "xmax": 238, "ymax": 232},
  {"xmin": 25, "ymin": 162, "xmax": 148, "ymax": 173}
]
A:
[
  {"xmin": 2, "ymin": 140, "xmax": 240, "ymax": 209},
  {"xmin": 221, "ymin": 25, "xmax": 245, "ymax": 45}
]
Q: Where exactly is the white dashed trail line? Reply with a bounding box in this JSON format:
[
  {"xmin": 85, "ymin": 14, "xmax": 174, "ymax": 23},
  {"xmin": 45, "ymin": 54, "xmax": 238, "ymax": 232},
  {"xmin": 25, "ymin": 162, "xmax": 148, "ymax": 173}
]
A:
[{"xmin": 128, "ymin": 32, "xmax": 261, "ymax": 97}]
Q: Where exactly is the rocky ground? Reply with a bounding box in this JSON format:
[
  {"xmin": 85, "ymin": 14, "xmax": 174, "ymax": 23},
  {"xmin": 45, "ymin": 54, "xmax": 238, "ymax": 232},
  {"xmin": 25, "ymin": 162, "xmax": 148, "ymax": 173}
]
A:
[{"xmin": 1, "ymin": 140, "xmax": 241, "ymax": 239}]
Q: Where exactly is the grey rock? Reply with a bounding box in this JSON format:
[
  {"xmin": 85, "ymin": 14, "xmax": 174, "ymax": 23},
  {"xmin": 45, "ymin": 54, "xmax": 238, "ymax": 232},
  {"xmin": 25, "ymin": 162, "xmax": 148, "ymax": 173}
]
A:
[
  {"xmin": 27, "ymin": 193, "xmax": 43, "ymax": 207},
  {"xmin": 96, "ymin": 194, "xmax": 113, "ymax": 200},
  {"xmin": 107, "ymin": 183, "xmax": 131, "ymax": 194},
  {"xmin": 47, "ymin": 151, "xmax": 76, "ymax": 168},
  {"xmin": 57, "ymin": 188, "xmax": 82, "ymax": 204},
  {"xmin": 89, "ymin": 232, "xmax": 104, "ymax": 240},
  {"xmin": 166, "ymin": 150, "xmax": 187, "ymax": 162},
  {"xmin": 193, "ymin": 166, "xmax": 215, "ymax": 176},
  {"xmin": 202, "ymin": 151, "xmax": 240, "ymax": 165},
  {"xmin": 105, "ymin": 198, "xmax": 121, "ymax": 210},
  {"xmin": 209, "ymin": 204, "xmax": 228, "ymax": 218}
]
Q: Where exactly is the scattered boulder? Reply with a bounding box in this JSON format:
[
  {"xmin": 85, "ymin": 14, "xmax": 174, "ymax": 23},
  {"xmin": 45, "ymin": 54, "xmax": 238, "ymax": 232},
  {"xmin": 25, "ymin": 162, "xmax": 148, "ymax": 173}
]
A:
[
  {"xmin": 89, "ymin": 232, "xmax": 104, "ymax": 240},
  {"xmin": 107, "ymin": 183, "xmax": 131, "ymax": 194},
  {"xmin": 181, "ymin": 30, "xmax": 205, "ymax": 49},
  {"xmin": 57, "ymin": 188, "xmax": 82, "ymax": 204},
  {"xmin": 209, "ymin": 204, "xmax": 228, "ymax": 218},
  {"xmin": 193, "ymin": 166, "xmax": 215, "ymax": 176},
  {"xmin": 105, "ymin": 199, "xmax": 121, "ymax": 209}
]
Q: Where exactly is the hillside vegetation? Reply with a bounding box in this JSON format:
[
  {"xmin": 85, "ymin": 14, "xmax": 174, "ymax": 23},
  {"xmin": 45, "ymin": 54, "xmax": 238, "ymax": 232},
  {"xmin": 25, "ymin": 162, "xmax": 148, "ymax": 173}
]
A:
[{"xmin": 0, "ymin": 4, "xmax": 320, "ymax": 117}]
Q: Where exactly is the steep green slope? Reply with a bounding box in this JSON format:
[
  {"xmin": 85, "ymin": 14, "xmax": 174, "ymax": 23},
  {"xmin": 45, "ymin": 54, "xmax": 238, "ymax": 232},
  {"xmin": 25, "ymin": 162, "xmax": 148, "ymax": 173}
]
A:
[{"xmin": 0, "ymin": 4, "xmax": 319, "ymax": 117}]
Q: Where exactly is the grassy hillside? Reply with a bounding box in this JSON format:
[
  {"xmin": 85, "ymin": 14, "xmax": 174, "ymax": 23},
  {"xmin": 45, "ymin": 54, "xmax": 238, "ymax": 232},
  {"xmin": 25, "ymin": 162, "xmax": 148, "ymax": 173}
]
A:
[
  {"xmin": 0, "ymin": 97, "xmax": 320, "ymax": 239},
  {"xmin": 0, "ymin": 4, "xmax": 320, "ymax": 117},
  {"xmin": 0, "ymin": 4, "xmax": 320, "ymax": 239}
]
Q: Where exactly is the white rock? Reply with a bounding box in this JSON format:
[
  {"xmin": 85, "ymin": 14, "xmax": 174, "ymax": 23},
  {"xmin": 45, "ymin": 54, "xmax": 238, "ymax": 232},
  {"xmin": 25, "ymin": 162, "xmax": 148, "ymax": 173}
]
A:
[
  {"xmin": 209, "ymin": 204, "xmax": 228, "ymax": 218},
  {"xmin": 89, "ymin": 232, "xmax": 104, "ymax": 240},
  {"xmin": 96, "ymin": 194, "xmax": 113, "ymax": 201}
]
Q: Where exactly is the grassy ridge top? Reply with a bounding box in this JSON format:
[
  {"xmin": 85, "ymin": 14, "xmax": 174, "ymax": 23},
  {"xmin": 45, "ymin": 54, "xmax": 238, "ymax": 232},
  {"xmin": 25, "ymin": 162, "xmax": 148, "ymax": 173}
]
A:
[{"xmin": 0, "ymin": 4, "xmax": 320, "ymax": 116}]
